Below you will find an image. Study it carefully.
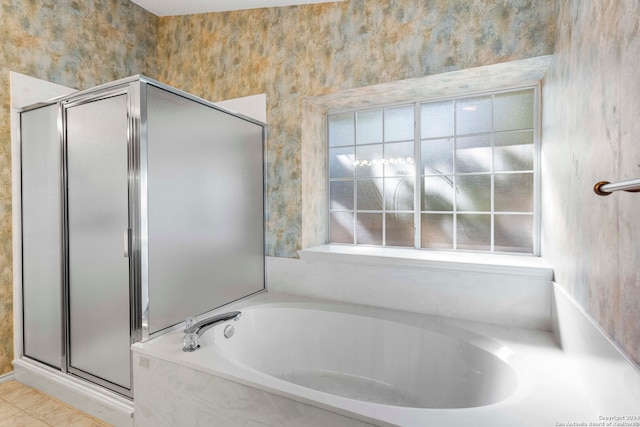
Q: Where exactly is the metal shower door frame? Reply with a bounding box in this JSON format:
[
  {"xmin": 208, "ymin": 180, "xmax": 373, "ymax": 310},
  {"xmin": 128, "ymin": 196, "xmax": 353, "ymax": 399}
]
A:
[{"xmin": 60, "ymin": 81, "xmax": 141, "ymax": 398}]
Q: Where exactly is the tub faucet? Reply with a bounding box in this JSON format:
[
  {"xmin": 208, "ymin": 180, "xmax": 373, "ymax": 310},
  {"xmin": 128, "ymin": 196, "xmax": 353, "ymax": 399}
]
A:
[{"xmin": 182, "ymin": 311, "xmax": 241, "ymax": 352}]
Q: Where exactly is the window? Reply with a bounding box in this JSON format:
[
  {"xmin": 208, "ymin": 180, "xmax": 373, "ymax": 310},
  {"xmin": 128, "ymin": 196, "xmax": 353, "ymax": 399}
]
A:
[{"xmin": 328, "ymin": 87, "xmax": 537, "ymax": 254}]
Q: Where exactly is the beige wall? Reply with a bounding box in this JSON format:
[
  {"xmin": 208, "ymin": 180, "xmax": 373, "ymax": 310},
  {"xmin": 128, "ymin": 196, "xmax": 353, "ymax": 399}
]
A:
[
  {"xmin": 155, "ymin": 0, "xmax": 555, "ymax": 257},
  {"xmin": 8, "ymin": 0, "xmax": 639, "ymax": 381},
  {"xmin": 0, "ymin": 0, "xmax": 557, "ymax": 377},
  {"xmin": 0, "ymin": 0, "xmax": 157, "ymax": 375},
  {"xmin": 541, "ymin": 0, "xmax": 640, "ymax": 366},
  {"xmin": 156, "ymin": 0, "xmax": 640, "ymax": 369}
]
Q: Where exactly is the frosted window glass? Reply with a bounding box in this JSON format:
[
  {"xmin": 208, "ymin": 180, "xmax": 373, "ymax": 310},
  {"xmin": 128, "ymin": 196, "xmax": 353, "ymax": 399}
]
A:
[
  {"xmin": 421, "ymin": 138, "xmax": 454, "ymax": 174},
  {"xmin": 456, "ymin": 96, "xmax": 492, "ymax": 135},
  {"xmin": 386, "ymin": 213, "xmax": 414, "ymax": 247},
  {"xmin": 494, "ymin": 173, "xmax": 534, "ymax": 212},
  {"xmin": 456, "ymin": 134, "xmax": 492, "ymax": 173},
  {"xmin": 456, "ymin": 175, "xmax": 491, "ymax": 212},
  {"xmin": 384, "ymin": 105, "xmax": 414, "ymax": 142},
  {"xmin": 385, "ymin": 177, "xmax": 414, "ymax": 211},
  {"xmin": 384, "ymin": 141, "xmax": 415, "ymax": 177},
  {"xmin": 328, "ymin": 86, "xmax": 537, "ymax": 253},
  {"xmin": 421, "ymin": 100, "xmax": 454, "ymax": 139},
  {"xmin": 356, "ymin": 213, "xmax": 382, "ymax": 245},
  {"xmin": 329, "ymin": 147, "xmax": 355, "ymax": 179},
  {"xmin": 356, "ymin": 109, "xmax": 383, "ymax": 144},
  {"xmin": 457, "ymin": 214, "xmax": 491, "ymax": 251},
  {"xmin": 331, "ymin": 212, "xmax": 354, "ymax": 243},
  {"xmin": 357, "ymin": 179, "xmax": 383, "ymax": 210},
  {"xmin": 421, "ymin": 214, "xmax": 453, "ymax": 249},
  {"xmin": 495, "ymin": 89, "xmax": 534, "ymax": 131},
  {"xmin": 422, "ymin": 176, "xmax": 454, "ymax": 211},
  {"xmin": 495, "ymin": 214, "xmax": 533, "ymax": 253},
  {"xmin": 330, "ymin": 180, "xmax": 354, "ymax": 210},
  {"xmin": 329, "ymin": 113, "xmax": 355, "ymax": 147},
  {"xmin": 356, "ymin": 144, "xmax": 383, "ymax": 178},
  {"xmin": 494, "ymin": 130, "xmax": 534, "ymax": 171}
]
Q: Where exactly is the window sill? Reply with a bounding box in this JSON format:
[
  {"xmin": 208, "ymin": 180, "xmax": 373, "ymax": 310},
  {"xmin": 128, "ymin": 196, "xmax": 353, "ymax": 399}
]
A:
[{"xmin": 298, "ymin": 245, "xmax": 553, "ymax": 280}]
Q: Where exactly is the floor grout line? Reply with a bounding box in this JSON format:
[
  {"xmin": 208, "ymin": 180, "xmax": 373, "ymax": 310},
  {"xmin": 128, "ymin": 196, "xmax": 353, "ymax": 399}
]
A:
[{"xmin": 0, "ymin": 380, "xmax": 114, "ymax": 427}]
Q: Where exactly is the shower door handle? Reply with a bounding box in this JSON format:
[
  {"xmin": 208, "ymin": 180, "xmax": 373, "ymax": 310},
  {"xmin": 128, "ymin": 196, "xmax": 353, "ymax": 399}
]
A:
[{"xmin": 124, "ymin": 228, "xmax": 131, "ymax": 258}]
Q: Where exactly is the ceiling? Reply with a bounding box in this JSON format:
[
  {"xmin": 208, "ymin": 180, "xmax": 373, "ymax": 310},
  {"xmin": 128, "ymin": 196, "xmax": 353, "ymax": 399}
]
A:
[{"xmin": 130, "ymin": 0, "xmax": 344, "ymax": 16}]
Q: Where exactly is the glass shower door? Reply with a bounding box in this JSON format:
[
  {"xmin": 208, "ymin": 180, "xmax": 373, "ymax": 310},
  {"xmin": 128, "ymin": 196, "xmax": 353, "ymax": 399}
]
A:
[
  {"xmin": 21, "ymin": 104, "xmax": 63, "ymax": 369},
  {"xmin": 65, "ymin": 93, "xmax": 132, "ymax": 394}
]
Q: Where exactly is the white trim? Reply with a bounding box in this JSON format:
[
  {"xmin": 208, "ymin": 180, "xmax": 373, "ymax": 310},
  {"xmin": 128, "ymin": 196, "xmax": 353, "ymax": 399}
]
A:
[
  {"xmin": 0, "ymin": 371, "xmax": 15, "ymax": 383},
  {"xmin": 214, "ymin": 93, "xmax": 267, "ymax": 123},
  {"xmin": 13, "ymin": 358, "xmax": 134, "ymax": 427},
  {"xmin": 130, "ymin": 0, "xmax": 347, "ymax": 16},
  {"xmin": 299, "ymin": 244, "xmax": 553, "ymax": 280},
  {"xmin": 532, "ymin": 84, "xmax": 542, "ymax": 256}
]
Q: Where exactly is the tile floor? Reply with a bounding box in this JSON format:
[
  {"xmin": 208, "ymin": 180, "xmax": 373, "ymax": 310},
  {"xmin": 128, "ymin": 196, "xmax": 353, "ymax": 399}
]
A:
[{"xmin": 0, "ymin": 380, "xmax": 113, "ymax": 427}]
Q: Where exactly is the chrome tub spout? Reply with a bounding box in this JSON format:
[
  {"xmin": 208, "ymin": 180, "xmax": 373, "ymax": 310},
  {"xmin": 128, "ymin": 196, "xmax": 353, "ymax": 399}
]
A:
[{"xmin": 183, "ymin": 311, "xmax": 241, "ymax": 352}]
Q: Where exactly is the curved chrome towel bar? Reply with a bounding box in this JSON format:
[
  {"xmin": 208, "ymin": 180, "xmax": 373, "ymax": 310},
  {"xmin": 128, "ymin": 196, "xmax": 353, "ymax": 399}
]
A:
[{"xmin": 594, "ymin": 178, "xmax": 640, "ymax": 196}]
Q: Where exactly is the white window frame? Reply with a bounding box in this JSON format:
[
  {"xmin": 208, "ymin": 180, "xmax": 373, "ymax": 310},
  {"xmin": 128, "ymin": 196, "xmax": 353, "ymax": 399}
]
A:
[{"xmin": 327, "ymin": 84, "xmax": 541, "ymax": 255}]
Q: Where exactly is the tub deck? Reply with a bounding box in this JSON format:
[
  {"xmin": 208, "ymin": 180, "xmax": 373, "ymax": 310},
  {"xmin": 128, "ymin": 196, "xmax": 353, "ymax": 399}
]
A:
[{"xmin": 132, "ymin": 293, "xmax": 638, "ymax": 427}]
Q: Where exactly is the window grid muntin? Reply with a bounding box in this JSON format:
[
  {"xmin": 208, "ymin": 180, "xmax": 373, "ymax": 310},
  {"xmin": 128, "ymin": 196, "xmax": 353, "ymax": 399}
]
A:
[
  {"xmin": 413, "ymin": 102, "xmax": 422, "ymax": 248},
  {"xmin": 328, "ymin": 85, "xmax": 537, "ymax": 254}
]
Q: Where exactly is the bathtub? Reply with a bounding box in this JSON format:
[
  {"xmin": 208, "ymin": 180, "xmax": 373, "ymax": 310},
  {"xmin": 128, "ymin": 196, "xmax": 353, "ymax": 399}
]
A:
[
  {"xmin": 132, "ymin": 293, "xmax": 596, "ymax": 427},
  {"xmin": 208, "ymin": 304, "xmax": 519, "ymax": 410}
]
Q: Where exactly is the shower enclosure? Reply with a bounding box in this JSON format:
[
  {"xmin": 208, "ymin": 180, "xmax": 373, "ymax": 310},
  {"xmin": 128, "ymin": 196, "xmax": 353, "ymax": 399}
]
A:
[{"xmin": 19, "ymin": 76, "xmax": 266, "ymax": 397}]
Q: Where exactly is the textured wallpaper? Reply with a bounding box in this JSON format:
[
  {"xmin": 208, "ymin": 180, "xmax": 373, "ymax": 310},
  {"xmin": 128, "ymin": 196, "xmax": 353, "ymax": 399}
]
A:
[
  {"xmin": 156, "ymin": 0, "xmax": 555, "ymax": 257},
  {"xmin": 0, "ymin": 0, "xmax": 157, "ymax": 375},
  {"xmin": 1, "ymin": 0, "xmax": 636, "ymax": 387},
  {"xmin": 0, "ymin": 74, "xmax": 11, "ymax": 377},
  {"xmin": 542, "ymin": 0, "xmax": 640, "ymax": 366}
]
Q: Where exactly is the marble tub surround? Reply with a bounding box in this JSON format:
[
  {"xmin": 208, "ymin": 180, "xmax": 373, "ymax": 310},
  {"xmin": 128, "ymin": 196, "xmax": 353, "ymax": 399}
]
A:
[
  {"xmin": 132, "ymin": 293, "xmax": 640, "ymax": 427},
  {"xmin": 267, "ymin": 252, "xmax": 554, "ymax": 330},
  {"xmin": 133, "ymin": 351, "xmax": 374, "ymax": 427},
  {"xmin": 541, "ymin": 0, "xmax": 640, "ymax": 368},
  {"xmin": 552, "ymin": 284, "xmax": 640, "ymax": 411}
]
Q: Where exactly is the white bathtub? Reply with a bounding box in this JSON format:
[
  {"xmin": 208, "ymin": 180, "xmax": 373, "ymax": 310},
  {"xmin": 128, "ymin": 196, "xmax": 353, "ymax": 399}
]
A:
[
  {"xmin": 136, "ymin": 294, "xmax": 598, "ymax": 427},
  {"xmin": 210, "ymin": 305, "xmax": 519, "ymax": 410}
]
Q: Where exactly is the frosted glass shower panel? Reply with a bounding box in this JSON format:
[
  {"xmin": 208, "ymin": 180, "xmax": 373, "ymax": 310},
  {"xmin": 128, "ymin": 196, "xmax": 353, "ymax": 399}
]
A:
[
  {"xmin": 66, "ymin": 95, "xmax": 131, "ymax": 390},
  {"xmin": 19, "ymin": 75, "xmax": 267, "ymax": 399},
  {"xmin": 146, "ymin": 86, "xmax": 265, "ymax": 334},
  {"xmin": 21, "ymin": 104, "xmax": 62, "ymax": 369}
]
